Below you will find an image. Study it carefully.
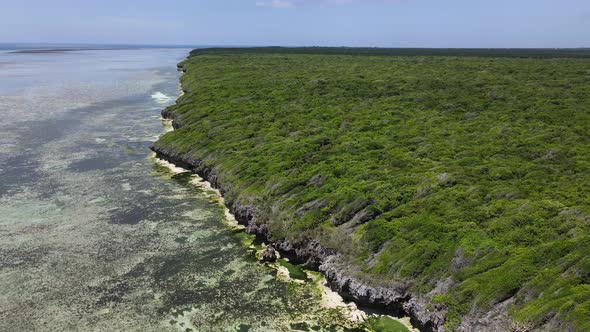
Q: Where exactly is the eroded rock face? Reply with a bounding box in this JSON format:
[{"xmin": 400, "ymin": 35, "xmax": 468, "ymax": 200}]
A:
[
  {"xmin": 260, "ymin": 245, "xmax": 278, "ymax": 263},
  {"xmin": 153, "ymin": 136, "xmax": 459, "ymax": 332},
  {"xmin": 150, "ymin": 145, "xmax": 446, "ymax": 332},
  {"xmin": 150, "ymin": 146, "xmax": 438, "ymax": 330}
]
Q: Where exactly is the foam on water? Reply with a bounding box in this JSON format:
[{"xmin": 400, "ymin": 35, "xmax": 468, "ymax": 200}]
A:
[{"xmin": 151, "ymin": 91, "xmax": 172, "ymax": 104}]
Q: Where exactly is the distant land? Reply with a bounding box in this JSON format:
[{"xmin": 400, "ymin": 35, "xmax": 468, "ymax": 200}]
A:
[
  {"xmin": 0, "ymin": 43, "xmax": 207, "ymax": 53},
  {"xmin": 187, "ymin": 46, "xmax": 590, "ymax": 58},
  {"xmin": 2, "ymin": 43, "xmax": 589, "ymax": 57}
]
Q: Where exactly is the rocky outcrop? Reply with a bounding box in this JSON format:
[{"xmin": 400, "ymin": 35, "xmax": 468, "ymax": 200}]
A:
[
  {"xmin": 150, "ymin": 138, "xmax": 446, "ymax": 332},
  {"xmin": 260, "ymin": 245, "xmax": 278, "ymax": 263}
]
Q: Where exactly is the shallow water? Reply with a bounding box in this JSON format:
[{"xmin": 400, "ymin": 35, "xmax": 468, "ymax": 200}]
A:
[{"xmin": 0, "ymin": 49, "xmax": 370, "ymax": 331}]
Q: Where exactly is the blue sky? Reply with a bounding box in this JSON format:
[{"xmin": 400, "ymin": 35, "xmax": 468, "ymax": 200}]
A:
[{"xmin": 1, "ymin": 0, "xmax": 589, "ymax": 47}]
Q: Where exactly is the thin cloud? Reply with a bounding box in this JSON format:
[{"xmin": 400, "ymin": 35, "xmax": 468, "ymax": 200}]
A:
[
  {"xmin": 255, "ymin": 0, "xmax": 296, "ymax": 9},
  {"xmin": 255, "ymin": 0, "xmax": 404, "ymax": 9},
  {"xmin": 325, "ymin": 0, "xmax": 354, "ymax": 4}
]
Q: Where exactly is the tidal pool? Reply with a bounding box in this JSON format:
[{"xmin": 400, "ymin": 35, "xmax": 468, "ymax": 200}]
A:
[{"xmin": 0, "ymin": 48, "xmax": 410, "ymax": 331}]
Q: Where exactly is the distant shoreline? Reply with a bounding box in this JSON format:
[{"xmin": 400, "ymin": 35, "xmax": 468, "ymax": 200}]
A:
[
  {"xmin": 10, "ymin": 48, "xmax": 104, "ymax": 54},
  {"xmin": 187, "ymin": 46, "xmax": 590, "ymax": 59},
  {"xmin": 7, "ymin": 47, "xmax": 195, "ymax": 54},
  {"xmin": 3, "ymin": 44, "xmax": 589, "ymax": 56},
  {"xmin": 0, "ymin": 43, "xmax": 205, "ymax": 54}
]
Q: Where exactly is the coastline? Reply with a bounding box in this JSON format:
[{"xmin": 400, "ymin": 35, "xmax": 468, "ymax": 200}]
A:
[
  {"xmin": 152, "ymin": 131, "xmax": 418, "ymax": 332},
  {"xmin": 147, "ymin": 47, "xmax": 590, "ymax": 332},
  {"xmin": 150, "ymin": 64, "xmax": 433, "ymax": 331},
  {"xmin": 151, "ymin": 143, "xmax": 434, "ymax": 331}
]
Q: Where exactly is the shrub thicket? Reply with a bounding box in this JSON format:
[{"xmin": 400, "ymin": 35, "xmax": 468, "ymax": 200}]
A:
[{"xmin": 155, "ymin": 48, "xmax": 590, "ymax": 330}]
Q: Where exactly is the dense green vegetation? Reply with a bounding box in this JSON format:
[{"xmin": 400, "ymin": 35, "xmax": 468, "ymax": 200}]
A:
[
  {"xmin": 155, "ymin": 48, "xmax": 590, "ymax": 330},
  {"xmin": 365, "ymin": 316, "xmax": 412, "ymax": 332},
  {"xmin": 190, "ymin": 47, "xmax": 590, "ymax": 59}
]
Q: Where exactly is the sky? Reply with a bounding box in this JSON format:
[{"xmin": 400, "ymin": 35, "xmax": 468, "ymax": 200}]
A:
[{"xmin": 1, "ymin": 0, "xmax": 589, "ymax": 48}]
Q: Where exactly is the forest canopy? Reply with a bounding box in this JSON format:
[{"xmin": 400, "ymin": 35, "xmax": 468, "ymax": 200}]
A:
[{"xmin": 155, "ymin": 48, "xmax": 590, "ymax": 330}]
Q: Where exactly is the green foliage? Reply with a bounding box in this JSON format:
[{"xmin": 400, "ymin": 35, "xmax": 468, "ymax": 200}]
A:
[
  {"xmin": 155, "ymin": 48, "xmax": 590, "ymax": 330},
  {"xmin": 189, "ymin": 47, "xmax": 590, "ymax": 59},
  {"xmin": 363, "ymin": 316, "xmax": 410, "ymax": 332}
]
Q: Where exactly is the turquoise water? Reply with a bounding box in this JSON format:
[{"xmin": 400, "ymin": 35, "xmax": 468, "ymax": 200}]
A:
[{"xmin": 0, "ymin": 49, "xmax": 370, "ymax": 331}]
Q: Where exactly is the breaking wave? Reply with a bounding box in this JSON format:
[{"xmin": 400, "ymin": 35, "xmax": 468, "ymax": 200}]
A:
[{"xmin": 151, "ymin": 92, "xmax": 172, "ymax": 104}]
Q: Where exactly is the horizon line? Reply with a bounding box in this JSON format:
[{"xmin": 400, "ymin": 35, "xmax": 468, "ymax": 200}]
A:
[{"xmin": 1, "ymin": 43, "xmax": 589, "ymax": 51}]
